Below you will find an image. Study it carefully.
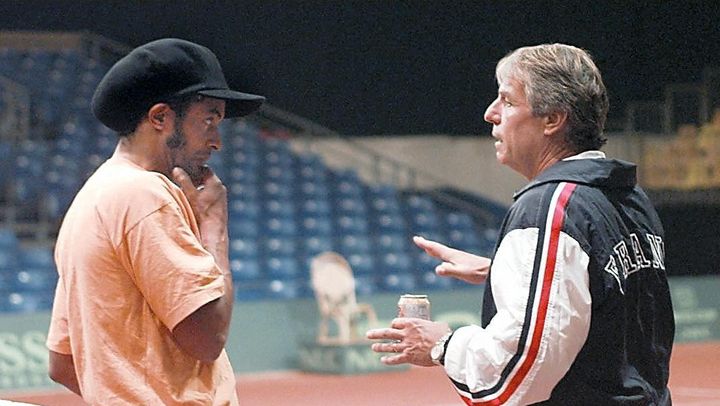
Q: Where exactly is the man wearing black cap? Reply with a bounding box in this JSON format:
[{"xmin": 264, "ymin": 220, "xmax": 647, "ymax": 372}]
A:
[{"xmin": 46, "ymin": 38, "xmax": 264, "ymax": 405}]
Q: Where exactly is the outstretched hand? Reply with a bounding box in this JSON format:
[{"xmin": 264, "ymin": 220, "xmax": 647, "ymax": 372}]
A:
[{"xmin": 413, "ymin": 235, "xmax": 490, "ymax": 285}]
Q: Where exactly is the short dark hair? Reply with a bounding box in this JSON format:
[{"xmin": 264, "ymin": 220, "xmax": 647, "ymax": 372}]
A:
[{"xmin": 116, "ymin": 93, "xmax": 203, "ymax": 138}]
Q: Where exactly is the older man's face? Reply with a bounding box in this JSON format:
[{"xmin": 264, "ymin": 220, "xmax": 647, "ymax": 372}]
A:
[{"xmin": 483, "ymin": 77, "xmax": 547, "ymax": 180}]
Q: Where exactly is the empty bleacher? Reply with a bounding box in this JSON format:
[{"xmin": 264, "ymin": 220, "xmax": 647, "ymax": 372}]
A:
[{"xmin": 0, "ymin": 33, "xmax": 506, "ymax": 312}]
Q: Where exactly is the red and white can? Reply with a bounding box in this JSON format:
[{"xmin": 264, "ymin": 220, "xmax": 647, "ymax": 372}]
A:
[{"xmin": 397, "ymin": 294, "xmax": 431, "ymax": 320}]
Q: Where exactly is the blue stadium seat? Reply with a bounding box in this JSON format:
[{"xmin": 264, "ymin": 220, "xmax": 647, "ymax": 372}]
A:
[
  {"xmin": 226, "ymin": 166, "xmax": 259, "ymax": 184},
  {"xmin": 0, "ymin": 252, "xmax": 17, "ymax": 280},
  {"xmin": 228, "ymin": 218, "xmax": 259, "ymax": 239},
  {"xmin": 229, "ymin": 150, "xmax": 261, "ymax": 169},
  {"xmin": 262, "ymin": 237, "xmax": 296, "ymax": 257},
  {"xmin": 229, "ymin": 238, "xmax": 259, "ymax": 260},
  {"xmin": 263, "ymin": 199, "xmax": 295, "ymax": 219},
  {"xmin": 377, "ymin": 251, "xmax": 413, "ymax": 274},
  {"xmin": 263, "ymin": 150, "xmax": 293, "ymax": 169},
  {"xmin": 11, "ymin": 268, "xmax": 57, "ymax": 293},
  {"xmin": 298, "ymin": 164, "xmax": 327, "ymax": 182},
  {"xmin": 335, "ymin": 197, "xmax": 367, "ymax": 216},
  {"xmin": 19, "ymin": 246, "xmax": 54, "ymax": 269},
  {"xmin": 263, "ymin": 165, "xmax": 295, "ymax": 184},
  {"xmin": 334, "ymin": 180, "xmax": 363, "ymax": 199},
  {"xmin": 264, "ymin": 216, "xmax": 297, "ymax": 237},
  {"xmin": 265, "ymin": 256, "xmax": 300, "ymax": 279},
  {"xmin": 0, "ymin": 291, "xmax": 53, "ymax": 313},
  {"xmin": 297, "ymin": 180, "xmax": 329, "ymax": 198},
  {"xmin": 404, "ymin": 194, "xmax": 435, "ymax": 212},
  {"xmin": 13, "ymin": 140, "xmax": 48, "ymax": 206},
  {"xmin": 261, "ymin": 180, "xmax": 293, "ymax": 199},
  {"xmin": 235, "ymin": 279, "xmax": 269, "ymax": 302},
  {"xmin": 266, "ymin": 278, "xmax": 302, "ymax": 300},
  {"xmin": 379, "ymin": 272, "xmax": 416, "ymax": 293},
  {"xmin": 375, "ymin": 232, "xmax": 408, "ymax": 253},
  {"xmin": 417, "ymin": 270, "xmax": 454, "ymax": 291},
  {"xmin": 447, "ymin": 229, "xmax": 482, "ymax": 253},
  {"xmin": 414, "ymin": 251, "xmax": 440, "ymax": 272},
  {"xmin": 301, "ymin": 236, "xmax": 334, "ymax": 259},
  {"xmin": 228, "ymin": 182, "xmax": 260, "ymax": 202},
  {"xmin": 0, "ymin": 141, "xmax": 13, "ymax": 197},
  {"xmin": 446, "ymin": 211, "xmax": 476, "ymax": 230},
  {"xmin": 230, "ymin": 258, "xmax": 261, "ymax": 281},
  {"xmin": 372, "ymin": 213, "xmax": 406, "ymax": 234},
  {"xmin": 301, "ymin": 198, "xmax": 332, "ymax": 217},
  {"xmin": 353, "ymin": 274, "xmax": 378, "ymax": 297},
  {"xmin": 336, "ymin": 234, "xmax": 372, "ymax": 256},
  {"xmin": 299, "ymin": 215, "xmax": 333, "ymax": 237},
  {"xmin": 229, "ymin": 200, "xmax": 261, "ymax": 220},
  {"xmin": 345, "ymin": 253, "xmax": 375, "ymax": 276},
  {"xmin": 0, "ymin": 228, "xmax": 19, "ymax": 251},
  {"xmin": 334, "ymin": 215, "xmax": 369, "ymax": 235}
]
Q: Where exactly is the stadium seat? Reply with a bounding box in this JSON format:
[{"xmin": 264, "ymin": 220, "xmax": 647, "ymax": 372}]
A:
[
  {"xmin": 262, "ymin": 237, "xmax": 296, "ymax": 257},
  {"xmin": 265, "ymin": 256, "xmax": 300, "ymax": 279},
  {"xmin": 300, "ymin": 215, "xmax": 333, "ymax": 238},
  {"xmin": 379, "ymin": 271, "xmax": 416, "ymax": 293},
  {"xmin": 417, "ymin": 270, "xmax": 454, "ymax": 291},
  {"xmin": 377, "ymin": 251, "xmax": 413, "ymax": 275},
  {"xmin": 264, "ymin": 216, "xmax": 297, "ymax": 236},
  {"xmin": 266, "ymin": 278, "xmax": 302, "ymax": 300},
  {"xmin": 301, "ymin": 235, "xmax": 334, "ymax": 259},
  {"xmin": 352, "ymin": 274, "xmax": 378, "ymax": 297},
  {"xmin": 345, "ymin": 253, "xmax": 375, "ymax": 276},
  {"xmin": 229, "ymin": 218, "xmax": 259, "ymax": 239},
  {"xmin": 235, "ymin": 279, "xmax": 270, "ymax": 302},
  {"xmin": 336, "ymin": 234, "xmax": 372, "ymax": 256},
  {"xmin": 0, "ymin": 291, "xmax": 53, "ymax": 313},
  {"xmin": 375, "ymin": 232, "xmax": 408, "ymax": 253},
  {"xmin": 0, "ymin": 227, "xmax": 19, "ymax": 251},
  {"xmin": 334, "ymin": 215, "xmax": 369, "ymax": 235},
  {"xmin": 229, "ymin": 238, "xmax": 259, "ymax": 260},
  {"xmin": 230, "ymin": 258, "xmax": 261, "ymax": 281}
]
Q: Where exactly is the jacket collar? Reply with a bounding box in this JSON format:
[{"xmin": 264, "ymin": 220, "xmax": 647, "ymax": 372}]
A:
[{"xmin": 513, "ymin": 151, "xmax": 637, "ymax": 200}]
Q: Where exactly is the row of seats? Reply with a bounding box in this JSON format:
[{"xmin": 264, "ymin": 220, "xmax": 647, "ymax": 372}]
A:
[
  {"xmin": 0, "ymin": 46, "xmax": 505, "ymax": 312},
  {"xmin": 0, "ymin": 228, "xmax": 57, "ymax": 312}
]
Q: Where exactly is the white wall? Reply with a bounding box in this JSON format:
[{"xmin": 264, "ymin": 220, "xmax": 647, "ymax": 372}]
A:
[{"xmin": 291, "ymin": 132, "xmax": 641, "ymax": 206}]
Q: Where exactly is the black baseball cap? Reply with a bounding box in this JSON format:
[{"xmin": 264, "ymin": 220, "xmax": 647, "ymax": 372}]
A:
[{"xmin": 91, "ymin": 38, "xmax": 265, "ymax": 132}]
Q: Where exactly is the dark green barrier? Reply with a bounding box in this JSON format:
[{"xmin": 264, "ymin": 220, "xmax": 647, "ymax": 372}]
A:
[{"xmin": 0, "ymin": 276, "xmax": 717, "ymax": 393}]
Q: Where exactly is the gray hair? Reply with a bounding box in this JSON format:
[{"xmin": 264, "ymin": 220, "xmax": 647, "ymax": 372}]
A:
[{"xmin": 496, "ymin": 43, "xmax": 609, "ymax": 151}]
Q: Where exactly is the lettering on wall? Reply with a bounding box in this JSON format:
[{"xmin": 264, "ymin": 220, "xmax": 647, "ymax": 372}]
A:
[{"xmin": 0, "ymin": 331, "xmax": 53, "ymax": 389}]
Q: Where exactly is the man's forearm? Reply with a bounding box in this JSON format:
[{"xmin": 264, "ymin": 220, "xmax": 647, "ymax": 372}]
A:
[{"xmin": 48, "ymin": 351, "xmax": 82, "ymax": 397}]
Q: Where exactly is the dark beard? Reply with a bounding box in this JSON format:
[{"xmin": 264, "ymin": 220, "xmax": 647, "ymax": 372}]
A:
[
  {"xmin": 166, "ymin": 127, "xmax": 204, "ymax": 185},
  {"xmin": 166, "ymin": 127, "xmax": 186, "ymax": 149}
]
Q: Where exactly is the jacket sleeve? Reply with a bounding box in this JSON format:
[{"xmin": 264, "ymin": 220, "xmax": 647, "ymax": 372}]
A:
[{"xmin": 443, "ymin": 185, "xmax": 592, "ymax": 405}]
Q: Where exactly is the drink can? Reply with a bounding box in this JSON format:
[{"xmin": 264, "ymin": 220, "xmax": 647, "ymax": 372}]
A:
[{"xmin": 397, "ymin": 294, "xmax": 431, "ymax": 320}]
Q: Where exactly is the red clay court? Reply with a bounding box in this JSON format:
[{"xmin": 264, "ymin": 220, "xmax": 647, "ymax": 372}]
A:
[{"xmin": 5, "ymin": 341, "xmax": 719, "ymax": 405}]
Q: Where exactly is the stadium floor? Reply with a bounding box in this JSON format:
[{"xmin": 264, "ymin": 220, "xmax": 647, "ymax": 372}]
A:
[{"xmin": 5, "ymin": 341, "xmax": 719, "ymax": 405}]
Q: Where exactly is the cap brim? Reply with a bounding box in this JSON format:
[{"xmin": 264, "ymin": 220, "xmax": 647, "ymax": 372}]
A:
[{"xmin": 198, "ymin": 89, "xmax": 265, "ymax": 117}]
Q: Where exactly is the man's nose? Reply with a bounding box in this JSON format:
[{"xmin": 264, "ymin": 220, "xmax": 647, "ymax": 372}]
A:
[{"xmin": 484, "ymin": 99, "xmax": 500, "ymax": 124}]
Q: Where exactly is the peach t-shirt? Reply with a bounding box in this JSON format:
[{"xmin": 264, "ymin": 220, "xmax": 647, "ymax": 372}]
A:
[{"xmin": 47, "ymin": 157, "xmax": 238, "ymax": 405}]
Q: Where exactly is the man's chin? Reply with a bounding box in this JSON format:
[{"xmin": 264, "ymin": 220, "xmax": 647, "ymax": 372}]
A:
[{"xmin": 184, "ymin": 164, "xmax": 211, "ymax": 186}]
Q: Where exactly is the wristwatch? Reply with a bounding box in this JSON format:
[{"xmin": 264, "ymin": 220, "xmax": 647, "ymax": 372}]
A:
[{"xmin": 430, "ymin": 330, "xmax": 453, "ymax": 366}]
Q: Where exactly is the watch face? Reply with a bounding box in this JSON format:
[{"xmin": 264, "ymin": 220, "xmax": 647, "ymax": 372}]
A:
[{"xmin": 431, "ymin": 343, "xmax": 443, "ymax": 361}]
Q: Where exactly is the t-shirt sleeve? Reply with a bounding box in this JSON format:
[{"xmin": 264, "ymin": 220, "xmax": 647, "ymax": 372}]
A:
[
  {"xmin": 46, "ymin": 278, "xmax": 72, "ymax": 354},
  {"xmin": 119, "ymin": 202, "xmax": 226, "ymax": 331}
]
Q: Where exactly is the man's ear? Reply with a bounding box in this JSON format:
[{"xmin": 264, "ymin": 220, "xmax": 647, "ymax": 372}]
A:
[
  {"xmin": 147, "ymin": 103, "xmax": 173, "ymax": 130},
  {"xmin": 544, "ymin": 110, "xmax": 568, "ymax": 137}
]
